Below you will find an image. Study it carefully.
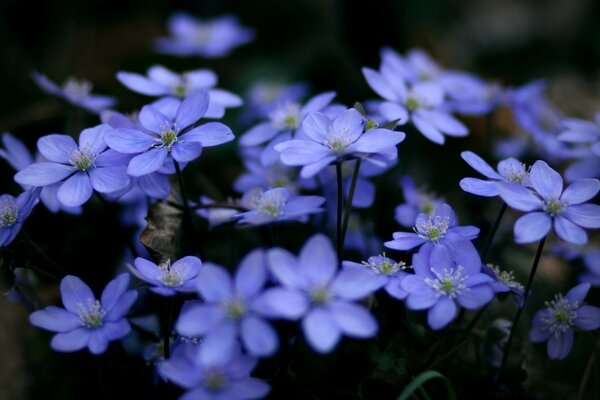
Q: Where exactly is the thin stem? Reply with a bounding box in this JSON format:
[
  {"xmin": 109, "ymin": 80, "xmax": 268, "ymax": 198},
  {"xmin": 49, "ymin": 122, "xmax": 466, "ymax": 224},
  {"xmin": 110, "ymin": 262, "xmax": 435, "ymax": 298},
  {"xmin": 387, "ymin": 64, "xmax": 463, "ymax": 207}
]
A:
[
  {"xmin": 21, "ymin": 230, "xmax": 67, "ymax": 276},
  {"xmin": 578, "ymin": 335, "xmax": 600, "ymax": 400},
  {"xmin": 456, "ymin": 304, "xmax": 489, "ymax": 345},
  {"xmin": 496, "ymin": 236, "xmax": 546, "ymax": 383},
  {"xmin": 163, "ymin": 297, "xmax": 173, "ymax": 359},
  {"xmin": 341, "ymin": 159, "xmax": 361, "ymax": 247},
  {"xmin": 335, "ymin": 161, "xmax": 344, "ymax": 262},
  {"xmin": 173, "ymin": 161, "xmax": 197, "ymax": 255},
  {"xmin": 481, "ymin": 202, "xmax": 507, "ymax": 262},
  {"xmin": 95, "ymin": 193, "xmax": 139, "ymax": 258}
]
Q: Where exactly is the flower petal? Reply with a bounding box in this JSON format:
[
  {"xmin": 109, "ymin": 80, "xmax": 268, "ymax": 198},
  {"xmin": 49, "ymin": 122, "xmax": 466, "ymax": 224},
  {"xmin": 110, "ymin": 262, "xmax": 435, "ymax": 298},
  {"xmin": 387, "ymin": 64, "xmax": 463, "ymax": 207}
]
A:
[
  {"xmin": 38, "ymin": 134, "xmax": 77, "ymax": 163},
  {"xmin": 563, "ymin": 204, "xmax": 600, "ymax": 229},
  {"xmin": 57, "ymin": 172, "xmax": 93, "ymax": 207},
  {"xmin": 235, "ymin": 249, "xmax": 267, "ymax": 298},
  {"xmin": 299, "ymin": 234, "xmax": 337, "ymax": 287},
  {"xmin": 461, "ymin": 151, "xmax": 502, "ymax": 179},
  {"xmin": 105, "ymin": 129, "xmax": 156, "ymax": 154},
  {"xmin": 497, "ymin": 182, "xmax": 544, "ymax": 212},
  {"xmin": 302, "ymin": 308, "xmax": 341, "ymax": 353},
  {"xmin": 197, "ymin": 263, "xmax": 233, "ymax": 302},
  {"xmin": 175, "ymin": 90, "xmax": 209, "ymax": 129},
  {"xmin": 176, "ymin": 302, "xmax": 225, "ymax": 336},
  {"xmin": 15, "ymin": 162, "xmax": 75, "ymax": 186},
  {"xmin": 29, "ymin": 306, "xmax": 81, "ymax": 332},
  {"xmin": 427, "ymin": 297, "xmax": 458, "ymax": 330},
  {"xmin": 547, "ymin": 330, "xmax": 573, "ymax": 360},
  {"xmin": 530, "ymin": 160, "xmax": 563, "ymax": 201},
  {"xmin": 88, "ymin": 167, "xmax": 130, "ymax": 193},
  {"xmin": 328, "ymin": 301, "xmax": 377, "ymax": 338},
  {"xmin": 560, "ymin": 179, "xmax": 600, "ymax": 205},
  {"xmin": 573, "ymin": 305, "xmax": 600, "ymax": 331},
  {"xmin": 50, "ymin": 328, "xmax": 91, "ymax": 352},
  {"xmin": 241, "ymin": 315, "xmax": 278, "ymax": 356},
  {"xmin": 554, "ymin": 215, "xmax": 588, "ymax": 245},
  {"xmin": 514, "ymin": 212, "xmax": 551, "ymax": 244},
  {"xmin": 182, "ymin": 122, "xmax": 234, "ymax": 147},
  {"xmin": 127, "ymin": 149, "xmax": 168, "ymax": 177}
]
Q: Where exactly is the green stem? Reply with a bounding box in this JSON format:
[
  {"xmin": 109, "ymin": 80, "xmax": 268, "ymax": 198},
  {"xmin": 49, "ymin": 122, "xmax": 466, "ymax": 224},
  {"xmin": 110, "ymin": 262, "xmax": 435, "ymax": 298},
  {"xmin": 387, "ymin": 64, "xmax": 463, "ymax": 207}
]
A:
[
  {"xmin": 480, "ymin": 202, "xmax": 507, "ymax": 262},
  {"xmin": 496, "ymin": 236, "xmax": 546, "ymax": 383},
  {"xmin": 341, "ymin": 159, "xmax": 361, "ymax": 247},
  {"xmin": 335, "ymin": 161, "xmax": 344, "ymax": 262},
  {"xmin": 163, "ymin": 297, "xmax": 173, "ymax": 359},
  {"xmin": 577, "ymin": 335, "xmax": 600, "ymax": 400},
  {"xmin": 95, "ymin": 193, "xmax": 139, "ymax": 258},
  {"xmin": 173, "ymin": 161, "xmax": 197, "ymax": 255}
]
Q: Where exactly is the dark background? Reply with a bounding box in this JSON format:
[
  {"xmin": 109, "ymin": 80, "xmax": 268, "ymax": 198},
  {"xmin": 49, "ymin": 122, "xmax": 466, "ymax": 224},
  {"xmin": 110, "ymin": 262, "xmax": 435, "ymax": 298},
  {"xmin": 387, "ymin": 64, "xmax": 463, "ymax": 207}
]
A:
[{"xmin": 1, "ymin": 0, "xmax": 599, "ymax": 399}]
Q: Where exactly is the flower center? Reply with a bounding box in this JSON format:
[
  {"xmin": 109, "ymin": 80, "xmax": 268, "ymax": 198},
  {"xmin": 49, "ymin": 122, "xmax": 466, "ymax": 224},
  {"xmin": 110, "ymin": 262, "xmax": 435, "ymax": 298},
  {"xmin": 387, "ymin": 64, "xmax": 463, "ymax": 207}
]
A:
[
  {"xmin": 69, "ymin": 148, "xmax": 97, "ymax": 171},
  {"xmin": 405, "ymin": 97, "xmax": 420, "ymax": 111},
  {"xmin": 79, "ymin": 300, "xmax": 105, "ymax": 328},
  {"xmin": 362, "ymin": 255, "xmax": 405, "ymax": 276},
  {"xmin": 223, "ymin": 298, "xmax": 247, "ymax": 320},
  {"xmin": 365, "ymin": 119, "xmax": 379, "ymax": 131},
  {"xmin": 542, "ymin": 294, "xmax": 578, "ymax": 336},
  {"xmin": 415, "ymin": 216, "xmax": 449, "ymax": 243},
  {"xmin": 255, "ymin": 192, "xmax": 286, "ymax": 217},
  {"xmin": 270, "ymin": 102, "xmax": 302, "ymax": 130},
  {"xmin": 63, "ymin": 78, "xmax": 92, "ymax": 100},
  {"xmin": 161, "ymin": 129, "xmax": 179, "ymax": 149},
  {"xmin": 158, "ymin": 259, "xmax": 184, "ymax": 287},
  {"xmin": 544, "ymin": 199, "xmax": 566, "ymax": 216},
  {"xmin": 310, "ymin": 287, "xmax": 330, "ymax": 305},
  {"xmin": 489, "ymin": 264, "xmax": 524, "ymax": 290},
  {"xmin": 424, "ymin": 265, "xmax": 468, "ymax": 298},
  {"xmin": 203, "ymin": 369, "xmax": 228, "ymax": 392},
  {"xmin": 0, "ymin": 198, "xmax": 18, "ymax": 228}
]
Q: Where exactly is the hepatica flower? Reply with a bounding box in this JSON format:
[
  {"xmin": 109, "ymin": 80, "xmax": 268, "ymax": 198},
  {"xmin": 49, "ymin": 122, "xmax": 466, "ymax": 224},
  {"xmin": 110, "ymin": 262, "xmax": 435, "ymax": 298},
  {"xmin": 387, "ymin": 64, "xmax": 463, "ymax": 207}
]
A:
[
  {"xmin": 154, "ymin": 13, "xmax": 254, "ymax": 58},
  {"xmin": 29, "ymin": 274, "xmax": 138, "ymax": 354},
  {"xmin": 31, "ymin": 72, "xmax": 116, "ymax": 113},
  {"xmin": 243, "ymin": 81, "xmax": 309, "ymax": 122},
  {"xmin": 530, "ymin": 283, "xmax": 600, "ymax": 360},
  {"xmin": 14, "ymin": 125, "xmax": 130, "ymax": 207},
  {"xmin": 159, "ymin": 344, "xmax": 269, "ymax": 400},
  {"xmin": 497, "ymin": 160, "xmax": 600, "ymax": 244},
  {"xmin": 395, "ymin": 176, "xmax": 443, "ymax": 227},
  {"xmin": 482, "ymin": 264, "xmax": 525, "ymax": 307},
  {"xmin": 0, "ymin": 188, "xmax": 40, "ymax": 248},
  {"xmin": 176, "ymin": 250, "xmax": 280, "ymax": 358},
  {"xmin": 105, "ymin": 91, "xmax": 234, "ymax": 177},
  {"xmin": 385, "ymin": 203, "xmax": 481, "ymax": 271},
  {"xmin": 401, "ymin": 246, "xmax": 494, "ymax": 330},
  {"xmin": 262, "ymin": 234, "xmax": 378, "ymax": 353},
  {"xmin": 117, "ymin": 65, "xmax": 242, "ymax": 118},
  {"xmin": 132, "ymin": 256, "xmax": 202, "ymax": 296},
  {"xmin": 559, "ymin": 113, "xmax": 600, "ymax": 181},
  {"xmin": 237, "ymin": 187, "xmax": 324, "ymax": 226},
  {"xmin": 460, "ymin": 151, "xmax": 530, "ymax": 197},
  {"xmin": 275, "ymin": 108, "xmax": 405, "ymax": 178},
  {"xmin": 342, "ymin": 254, "xmax": 409, "ymax": 300},
  {"xmin": 362, "ymin": 52, "xmax": 467, "ymax": 145}
]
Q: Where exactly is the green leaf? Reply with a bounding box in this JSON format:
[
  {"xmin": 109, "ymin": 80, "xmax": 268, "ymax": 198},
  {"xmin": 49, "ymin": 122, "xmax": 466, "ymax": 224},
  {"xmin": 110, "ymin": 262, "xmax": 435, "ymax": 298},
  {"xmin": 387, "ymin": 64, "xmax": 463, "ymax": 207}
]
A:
[
  {"xmin": 380, "ymin": 118, "xmax": 401, "ymax": 130},
  {"xmin": 353, "ymin": 102, "xmax": 367, "ymax": 117},
  {"xmin": 396, "ymin": 370, "xmax": 457, "ymax": 400}
]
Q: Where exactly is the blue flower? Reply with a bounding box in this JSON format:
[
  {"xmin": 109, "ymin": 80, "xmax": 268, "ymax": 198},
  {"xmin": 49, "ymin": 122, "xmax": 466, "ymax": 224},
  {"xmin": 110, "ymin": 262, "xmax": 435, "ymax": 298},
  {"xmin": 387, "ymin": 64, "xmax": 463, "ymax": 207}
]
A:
[
  {"xmin": 132, "ymin": 256, "xmax": 202, "ymax": 297},
  {"xmin": 559, "ymin": 113, "xmax": 600, "ymax": 181},
  {"xmin": 105, "ymin": 91, "xmax": 234, "ymax": 177},
  {"xmin": 460, "ymin": 151, "xmax": 530, "ymax": 197},
  {"xmin": 362, "ymin": 50, "xmax": 468, "ymax": 145},
  {"xmin": 117, "ymin": 65, "xmax": 242, "ymax": 118},
  {"xmin": 14, "ymin": 125, "xmax": 131, "ymax": 207},
  {"xmin": 31, "ymin": 72, "xmax": 116, "ymax": 113},
  {"xmin": 176, "ymin": 250, "xmax": 280, "ymax": 358},
  {"xmin": 154, "ymin": 13, "xmax": 254, "ymax": 58},
  {"xmin": 236, "ymin": 187, "xmax": 325, "ymax": 226},
  {"xmin": 395, "ymin": 176, "xmax": 443, "ymax": 227},
  {"xmin": 385, "ymin": 203, "xmax": 481, "ymax": 271},
  {"xmin": 159, "ymin": 343, "xmax": 269, "ymax": 400},
  {"xmin": 481, "ymin": 264, "xmax": 525, "ymax": 307},
  {"xmin": 275, "ymin": 108, "xmax": 405, "ymax": 178},
  {"xmin": 242, "ymin": 81, "xmax": 309, "ymax": 123},
  {"xmin": 0, "ymin": 189, "xmax": 40, "ymax": 248},
  {"xmin": 529, "ymin": 283, "xmax": 600, "ymax": 360},
  {"xmin": 497, "ymin": 160, "xmax": 600, "ymax": 244},
  {"xmin": 401, "ymin": 245, "xmax": 495, "ymax": 330},
  {"xmin": 261, "ymin": 234, "xmax": 378, "ymax": 353},
  {"xmin": 579, "ymin": 248, "xmax": 600, "ymax": 286},
  {"xmin": 342, "ymin": 254, "xmax": 409, "ymax": 300},
  {"xmin": 29, "ymin": 274, "xmax": 138, "ymax": 354},
  {"xmin": 239, "ymin": 91, "xmax": 336, "ymax": 166}
]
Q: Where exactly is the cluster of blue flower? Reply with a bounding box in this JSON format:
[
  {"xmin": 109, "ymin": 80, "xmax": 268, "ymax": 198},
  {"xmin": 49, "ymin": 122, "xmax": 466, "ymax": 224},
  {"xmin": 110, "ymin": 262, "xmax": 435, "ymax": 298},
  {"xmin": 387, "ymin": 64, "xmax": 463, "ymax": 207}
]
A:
[{"xmin": 1, "ymin": 11, "xmax": 600, "ymax": 400}]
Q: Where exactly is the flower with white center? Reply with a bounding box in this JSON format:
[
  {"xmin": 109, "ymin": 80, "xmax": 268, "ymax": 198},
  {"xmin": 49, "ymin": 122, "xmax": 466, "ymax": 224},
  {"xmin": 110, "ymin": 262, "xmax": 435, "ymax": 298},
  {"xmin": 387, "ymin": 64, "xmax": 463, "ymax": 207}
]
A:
[
  {"xmin": 131, "ymin": 256, "xmax": 202, "ymax": 297},
  {"xmin": 0, "ymin": 189, "xmax": 40, "ymax": 248},
  {"xmin": 29, "ymin": 274, "xmax": 137, "ymax": 354},
  {"xmin": 343, "ymin": 254, "xmax": 410, "ymax": 300},
  {"xmin": 395, "ymin": 176, "xmax": 444, "ymax": 228},
  {"xmin": 530, "ymin": 283, "xmax": 600, "ymax": 360}
]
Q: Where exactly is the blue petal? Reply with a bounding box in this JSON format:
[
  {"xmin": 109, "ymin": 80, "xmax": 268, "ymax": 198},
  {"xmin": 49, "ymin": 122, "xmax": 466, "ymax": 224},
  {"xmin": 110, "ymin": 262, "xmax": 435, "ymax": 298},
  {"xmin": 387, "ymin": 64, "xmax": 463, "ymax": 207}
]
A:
[
  {"xmin": 547, "ymin": 330, "xmax": 573, "ymax": 360},
  {"xmin": 197, "ymin": 263, "xmax": 233, "ymax": 302},
  {"xmin": 350, "ymin": 129, "xmax": 405, "ymax": 153},
  {"xmin": 554, "ymin": 215, "xmax": 587, "ymax": 245},
  {"xmin": 176, "ymin": 302, "xmax": 225, "ymax": 336},
  {"xmin": 139, "ymin": 105, "xmax": 171, "ymax": 133},
  {"xmin": 530, "ymin": 160, "xmax": 563, "ymax": 201},
  {"xmin": 88, "ymin": 167, "xmax": 130, "ymax": 193},
  {"xmin": 573, "ymin": 305, "xmax": 600, "ymax": 331},
  {"xmin": 60, "ymin": 275, "xmax": 95, "ymax": 314},
  {"xmin": 127, "ymin": 149, "xmax": 168, "ymax": 177},
  {"xmin": 181, "ymin": 122, "xmax": 234, "ymax": 147},
  {"xmin": 299, "ymin": 234, "xmax": 337, "ymax": 286},
  {"xmin": 235, "ymin": 249, "xmax": 267, "ymax": 298},
  {"xmin": 328, "ymin": 300, "xmax": 377, "ymax": 338},
  {"xmin": 301, "ymin": 91, "xmax": 336, "ymax": 114},
  {"xmin": 412, "ymin": 110, "xmax": 445, "ymax": 144},
  {"xmin": 560, "ymin": 179, "xmax": 600, "ymax": 205},
  {"xmin": 362, "ymin": 68, "xmax": 399, "ymax": 102},
  {"xmin": 105, "ymin": 129, "xmax": 156, "ymax": 154},
  {"xmin": 427, "ymin": 297, "xmax": 458, "ymax": 330},
  {"xmin": 117, "ymin": 71, "xmax": 170, "ymax": 96},
  {"xmin": 514, "ymin": 212, "xmax": 551, "ymax": 244},
  {"xmin": 459, "ymin": 178, "xmax": 498, "ymax": 197},
  {"xmin": 302, "ymin": 308, "xmax": 341, "ymax": 353},
  {"xmin": 175, "ymin": 90, "xmax": 209, "ymax": 129},
  {"xmin": 241, "ymin": 315, "xmax": 278, "ymax": 356},
  {"xmin": 15, "ymin": 162, "xmax": 74, "ymax": 186},
  {"xmin": 29, "ymin": 306, "xmax": 80, "ymax": 332},
  {"xmin": 497, "ymin": 182, "xmax": 543, "ymax": 212},
  {"xmin": 50, "ymin": 328, "xmax": 91, "ymax": 352},
  {"xmin": 37, "ymin": 134, "xmax": 77, "ymax": 164},
  {"xmin": 79, "ymin": 125, "xmax": 110, "ymax": 154},
  {"xmin": 379, "ymin": 102, "xmax": 409, "ymax": 124},
  {"xmin": 57, "ymin": 172, "xmax": 93, "ymax": 207},
  {"xmin": 302, "ymin": 112, "xmax": 331, "ymax": 142},
  {"xmin": 172, "ymin": 141, "xmax": 202, "ymax": 162},
  {"xmin": 461, "ymin": 151, "xmax": 502, "ymax": 179}
]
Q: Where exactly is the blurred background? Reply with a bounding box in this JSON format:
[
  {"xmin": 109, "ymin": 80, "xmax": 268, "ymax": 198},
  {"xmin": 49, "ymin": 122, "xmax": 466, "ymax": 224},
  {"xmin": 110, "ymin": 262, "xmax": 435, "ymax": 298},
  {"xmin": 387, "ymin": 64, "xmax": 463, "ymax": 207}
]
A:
[{"xmin": 1, "ymin": 0, "xmax": 599, "ymax": 399}]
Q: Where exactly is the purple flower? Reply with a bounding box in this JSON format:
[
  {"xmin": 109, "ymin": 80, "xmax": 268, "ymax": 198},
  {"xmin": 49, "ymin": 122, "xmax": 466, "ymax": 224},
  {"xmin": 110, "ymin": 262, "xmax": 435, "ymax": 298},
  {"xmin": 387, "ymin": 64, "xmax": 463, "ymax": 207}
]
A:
[
  {"xmin": 395, "ymin": 176, "xmax": 443, "ymax": 227},
  {"xmin": 239, "ymin": 91, "xmax": 336, "ymax": 166},
  {"xmin": 559, "ymin": 113, "xmax": 600, "ymax": 181},
  {"xmin": 117, "ymin": 65, "xmax": 242, "ymax": 119},
  {"xmin": 342, "ymin": 255, "xmax": 409, "ymax": 300},
  {"xmin": 236, "ymin": 187, "xmax": 325, "ymax": 226},
  {"xmin": 195, "ymin": 197, "xmax": 240, "ymax": 227},
  {"xmin": 31, "ymin": 72, "xmax": 116, "ymax": 113},
  {"xmin": 529, "ymin": 283, "xmax": 600, "ymax": 360},
  {"xmin": 0, "ymin": 133, "xmax": 82, "ymax": 214},
  {"xmin": 261, "ymin": 234, "xmax": 378, "ymax": 353},
  {"xmin": 460, "ymin": 151, "xmax": 530, "ymax": 197},
  {"xmin": 0, "ymin": 188, "xmax": 40, "ymax": 248},
  {"xmin": 579, "ymin": 248, "xmax": 600, "ymax": 286},
  {"xmin": 274, "ymin": 108, "xmax": 405, "ymax": 178},
  {"xmin": 362, "ymin": 50, "xmax": 468, "ymax": 144},
  {"xmin": 29, "ymin": 274, "xmax": 137, "ymax": 354},
  {"xmin": 132, "ymin": 256, "xmax": 202, "ymax": 296},
  {"xmin": 401, "ymin": 245, "xmax": 494, "ymax": 330},
  {"xmin": 482, "ymin": 264, "xmax": 525, "ymax": 307},
  {"xmin": 154, "ymin": 13, "xmax": 254, "ymax": 58},
  {"xmin": 176, "ymin": 250, "xmax": 279, "ymax": 358},
  {"xmin": 497, "ymin": 160, "xmax": 600, "ymax": 244},
  {"xmin": 242, "ymin": 81, "xmax": 309, "ymax": 123},
  {"xmin": 14, "ymin": 125, "xmax": 131, "ymax": 207},
  {"xmin": 385, "ymin": 203, "xmax": 481, "ymax": 271},
  {"xmin": 159, "ymin": 343, "xmax": 269, "ymax": 400},
  {"xmin": 105, "ymin": 91, "xmax": 234, "ymax": 177}
]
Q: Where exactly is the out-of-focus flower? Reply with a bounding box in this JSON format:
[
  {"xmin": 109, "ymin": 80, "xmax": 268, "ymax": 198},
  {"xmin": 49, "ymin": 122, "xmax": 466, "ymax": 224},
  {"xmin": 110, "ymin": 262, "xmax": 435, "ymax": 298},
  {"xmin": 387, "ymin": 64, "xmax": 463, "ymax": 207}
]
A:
[
  {"xmin": 154, "ymin": 13, "xmax": 254, "ymax": 58},
  {"xmin": 31, "ymin": 72, "xmax": 116, "ymax": 113},
  {"xmin": 498, "ymin": 160, "xmax": 600, "ymax": 244},
  {"xmin": 243, "ymin": 81, "xmax": 309, "ymax": 122},
  {"xmin": 559, "ymin": 113, "xmax": 600, "ymax": 181},
  {"xmin": 530, "ymin": 283, "xmax": 600, "ymax": 360},
  {"xmin": 29, "ymin": 274, "xmax": 137, "ymax": 354},
  {"xmin": 395, "ymin": 176, "xmax": 443, "ymax": 227}
]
